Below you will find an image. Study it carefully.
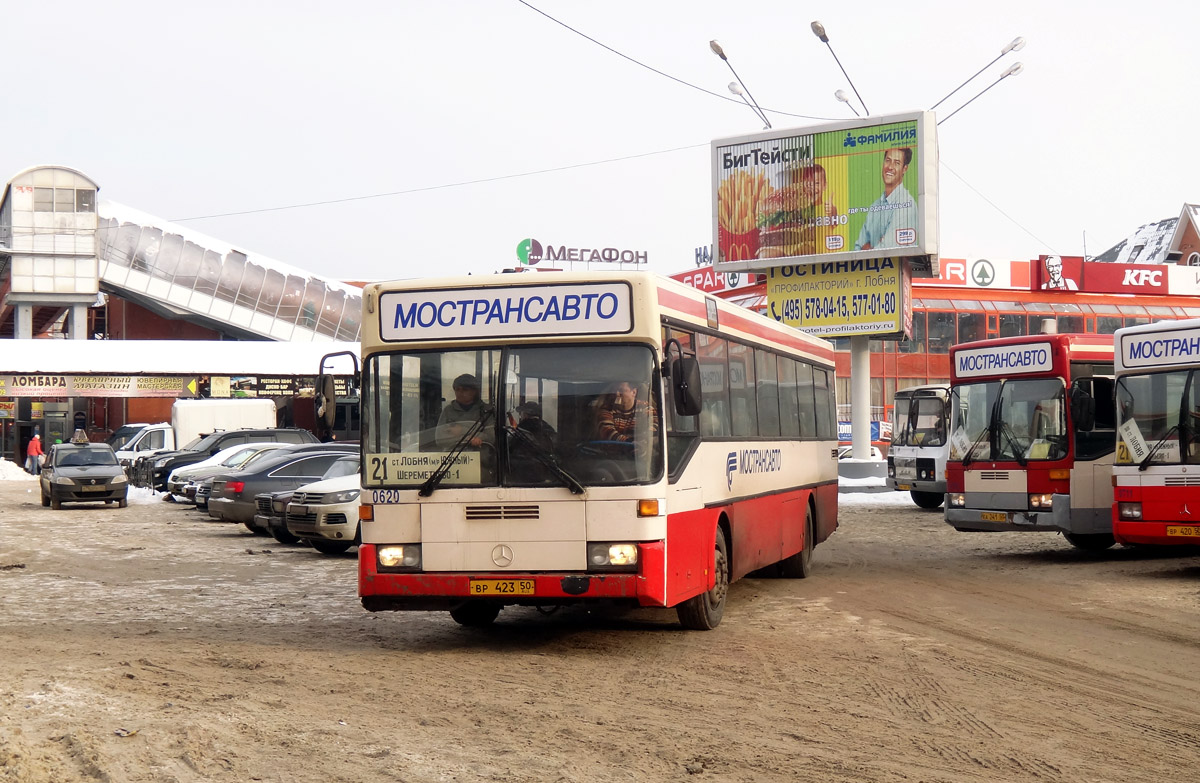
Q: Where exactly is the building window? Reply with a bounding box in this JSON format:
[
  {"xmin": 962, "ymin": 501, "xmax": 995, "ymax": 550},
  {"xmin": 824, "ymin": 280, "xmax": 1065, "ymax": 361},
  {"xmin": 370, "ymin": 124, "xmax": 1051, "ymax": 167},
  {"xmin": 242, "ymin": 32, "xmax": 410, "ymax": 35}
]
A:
[
  {"xmin": 76, "ymin": 189, "xmax": 96, "ymax": 212},
  {"xmin": 34, "ymin": 187, "xmax": 54, "ymax": 211},
  {"xmin": 33, "ymin": 186, "xmax": 94, "ymax": 213},
  {"xmin": 927, "ymin": 312, "xmax": 955, "ymax": 354}
]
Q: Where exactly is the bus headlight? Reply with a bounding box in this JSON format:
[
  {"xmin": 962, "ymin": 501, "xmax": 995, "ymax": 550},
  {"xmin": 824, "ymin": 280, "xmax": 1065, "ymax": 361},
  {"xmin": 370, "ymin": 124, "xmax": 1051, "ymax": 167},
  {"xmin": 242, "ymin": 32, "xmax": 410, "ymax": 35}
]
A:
[
  {"xmin": 1118, "ymin": 502, "xmax": 1143, "ymax": 520},
  {"xmin": 887, "ymin": 460, "xmax": 895, "ymax": 478},
  {"xmin": 1029, "ymin": 493, "xmax": 1054, "ymax": 509},
  {"xmin": 949, "ymin": 493, "xmax": 965, "ymax": 507},
  {"xmin": 377, "ymin": 544, "xmax": 421, "ymax": 570},
  {"xmin": 587, "ymin": 542, "xmax": 639, "ymax": 571}
]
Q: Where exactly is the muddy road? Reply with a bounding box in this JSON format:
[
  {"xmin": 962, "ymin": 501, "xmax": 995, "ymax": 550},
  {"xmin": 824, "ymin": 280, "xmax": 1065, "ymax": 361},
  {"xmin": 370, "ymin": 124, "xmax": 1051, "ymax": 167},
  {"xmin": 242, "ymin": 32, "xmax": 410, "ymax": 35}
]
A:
[{"xmin": 1, "ymin": 475, "xmax": 1199, "ymax": 783}]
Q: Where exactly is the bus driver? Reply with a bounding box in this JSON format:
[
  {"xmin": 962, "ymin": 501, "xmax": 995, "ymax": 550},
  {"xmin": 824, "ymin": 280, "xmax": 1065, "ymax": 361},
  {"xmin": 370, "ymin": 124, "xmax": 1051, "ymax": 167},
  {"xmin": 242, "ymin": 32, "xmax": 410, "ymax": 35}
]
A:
[{"xmin": 595, "ymin": 381, "xmax": 660, "ymax": 443}]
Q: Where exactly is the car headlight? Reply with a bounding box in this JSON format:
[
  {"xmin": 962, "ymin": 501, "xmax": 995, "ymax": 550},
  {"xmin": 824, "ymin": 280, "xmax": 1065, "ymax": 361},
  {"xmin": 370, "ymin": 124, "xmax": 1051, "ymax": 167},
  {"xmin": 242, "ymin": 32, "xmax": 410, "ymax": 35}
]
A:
[
  {"xmin": 378, "ymin": 544, "xmax": 421, "ymax": 569},
  {"xmin": 54, "ymin": 476, "xmax": 77, "ymax": 486},
  {"xmin": 330, "ymin": 489, "xmax": 361, "ymax": 504},
  {"xmin": 1118, "ymin": 502, "xmax": 1142, "ymax": 520},
  {"xmin": 587, "ymin": 542, "xmax": 639, "ymax": 571},
  {"xmin": 1029, "ymin": 493, "xmax": 1054, "ymax": 509},
  {"xmin": 949, "ymin": 493, "xmax": 965, "ymax": 507},
  {"xmin": 112, "ymin": 474, "xmax": 128, "ymax": 485}
]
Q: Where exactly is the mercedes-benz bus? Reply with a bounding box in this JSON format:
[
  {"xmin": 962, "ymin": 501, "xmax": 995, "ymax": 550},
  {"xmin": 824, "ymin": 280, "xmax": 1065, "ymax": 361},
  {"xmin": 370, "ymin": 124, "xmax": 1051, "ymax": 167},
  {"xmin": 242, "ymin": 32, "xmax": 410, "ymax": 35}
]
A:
[{"xmin": 356, "ymin": 272, "xmax": 839, "ymax": 629}]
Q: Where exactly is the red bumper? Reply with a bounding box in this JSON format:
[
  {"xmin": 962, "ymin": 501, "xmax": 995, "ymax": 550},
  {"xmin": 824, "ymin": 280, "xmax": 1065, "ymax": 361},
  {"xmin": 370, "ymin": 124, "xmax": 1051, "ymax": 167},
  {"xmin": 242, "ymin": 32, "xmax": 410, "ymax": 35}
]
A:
[{"xmin": 358, "ymin": 543, "xmax": 665, "ymax": 611}]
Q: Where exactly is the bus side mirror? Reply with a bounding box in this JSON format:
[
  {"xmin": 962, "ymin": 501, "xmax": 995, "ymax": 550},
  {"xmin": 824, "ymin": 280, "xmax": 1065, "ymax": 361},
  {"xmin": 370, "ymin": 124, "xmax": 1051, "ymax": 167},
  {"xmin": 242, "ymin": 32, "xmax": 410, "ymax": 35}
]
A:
[
  {"xmin": 671, "ymin": 356, "xmax": 703, "ymax": 417},
  {"xmin": 1071, "ymin": 387, "xmax": 1095, "ymax": 432},
  {"xmin": 316, "ymin": 374, "xmax": 337, "ymax": 428}
]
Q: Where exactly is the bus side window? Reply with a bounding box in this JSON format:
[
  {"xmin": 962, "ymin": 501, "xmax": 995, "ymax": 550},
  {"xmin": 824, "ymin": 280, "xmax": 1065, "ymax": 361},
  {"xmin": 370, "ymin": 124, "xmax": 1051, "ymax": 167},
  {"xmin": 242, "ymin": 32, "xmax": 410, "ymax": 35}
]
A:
[
  {"xmin": 697, "ymin": 333, "xmax": 730, "ymax": 437},
  {"xmin": 796, "ymin": 363, "xmax": 816, "ymax": 438}
]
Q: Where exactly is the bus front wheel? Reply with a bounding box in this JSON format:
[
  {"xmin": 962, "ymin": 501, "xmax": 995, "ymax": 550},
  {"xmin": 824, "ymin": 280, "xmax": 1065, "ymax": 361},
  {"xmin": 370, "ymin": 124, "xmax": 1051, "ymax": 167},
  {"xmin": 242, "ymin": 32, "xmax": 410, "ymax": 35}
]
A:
[
  {"xmin": 450, "ymin": 602, "xmax": 502, "ymax": 627},
  {"xmin": 1063, "ymin": 532, "xmax": 1115, "ymax": 551},
  {"xmin": 910, "ymin": 490, "xmax": 944, "ymax": 510},
  {"xmin": 677, "ymin": 527, "xmax": 729, "ymax": 630}
]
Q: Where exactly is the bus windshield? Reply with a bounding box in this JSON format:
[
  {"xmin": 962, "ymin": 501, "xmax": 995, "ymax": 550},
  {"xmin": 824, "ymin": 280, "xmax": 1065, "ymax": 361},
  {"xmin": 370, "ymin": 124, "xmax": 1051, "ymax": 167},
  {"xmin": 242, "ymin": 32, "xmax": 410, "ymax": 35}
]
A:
[
  {"xmin": 1115, "ymin": 370, "xmax": 1200, "ymax": 465},
  {"xmin": 951, "ymin": 378, "xmax": 1068, "ymax": 463},
  {"xmin": 364, "ymin": 344, "xmax": 662, "ymax": 489},
  {"xmin": 893, "ymin": 394, "xmax": 947, "ymax": 447}
]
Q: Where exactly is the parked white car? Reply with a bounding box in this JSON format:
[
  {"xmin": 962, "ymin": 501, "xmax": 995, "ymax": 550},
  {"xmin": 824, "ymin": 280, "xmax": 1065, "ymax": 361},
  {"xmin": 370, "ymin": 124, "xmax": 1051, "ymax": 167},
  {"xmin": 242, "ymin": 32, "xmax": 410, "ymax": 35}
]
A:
[
  {"xmin": 166, "ymin": 442, "xmax": 288, "ymax": 501},
  {"xmin": 285, "ymin": 456, "xmax": 361, "ymax": 555}
]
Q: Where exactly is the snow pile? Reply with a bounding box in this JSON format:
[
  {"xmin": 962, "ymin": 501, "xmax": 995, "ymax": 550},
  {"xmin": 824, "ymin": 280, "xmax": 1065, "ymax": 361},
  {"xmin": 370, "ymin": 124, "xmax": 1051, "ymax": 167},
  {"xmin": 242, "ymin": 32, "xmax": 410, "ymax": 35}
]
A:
[
  {"xmin": 127, "ymin": 486, "xmax": 167, "ymax": 506},
  {"xmin": 0, "ymin": 460, "xmax": 36, "ymax": 481},
  {"xmin": 839, "ymin": 488, "xmax": 922, "ymax": 506}
]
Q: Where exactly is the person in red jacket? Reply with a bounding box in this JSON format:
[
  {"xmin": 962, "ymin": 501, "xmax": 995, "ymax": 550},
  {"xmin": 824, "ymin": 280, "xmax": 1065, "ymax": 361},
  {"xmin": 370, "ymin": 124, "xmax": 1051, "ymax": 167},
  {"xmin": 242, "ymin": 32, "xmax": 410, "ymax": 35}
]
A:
[{"xmin": 25, "ymin": 433, "xmax": 44, "ymax": 474}]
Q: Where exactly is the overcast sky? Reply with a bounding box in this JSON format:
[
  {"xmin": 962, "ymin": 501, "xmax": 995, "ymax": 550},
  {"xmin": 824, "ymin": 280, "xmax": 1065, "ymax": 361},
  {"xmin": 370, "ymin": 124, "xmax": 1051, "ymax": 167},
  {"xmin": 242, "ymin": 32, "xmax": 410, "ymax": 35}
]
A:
[{"xmin": 4, "ymin": 1, "xmax": 1196, "ymax": 283}]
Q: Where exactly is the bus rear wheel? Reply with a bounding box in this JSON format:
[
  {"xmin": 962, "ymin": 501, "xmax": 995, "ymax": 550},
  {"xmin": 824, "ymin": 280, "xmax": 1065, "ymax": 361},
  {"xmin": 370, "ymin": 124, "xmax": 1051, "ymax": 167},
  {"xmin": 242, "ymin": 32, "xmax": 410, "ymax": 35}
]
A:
[
  {"xmin": 779, "ymin": 506, "xmax": 814, "ymax": 579},
  {"xmin": 450, "ymin": 602, "xmax": 501, "ymax": 627},
  {"xmin": 1063, "ymin": 532, "xmax": 1116, "ymax": 551},
  {"xmin": 677, "ymin": 527, "xmax": 729, "ymax": 630}
]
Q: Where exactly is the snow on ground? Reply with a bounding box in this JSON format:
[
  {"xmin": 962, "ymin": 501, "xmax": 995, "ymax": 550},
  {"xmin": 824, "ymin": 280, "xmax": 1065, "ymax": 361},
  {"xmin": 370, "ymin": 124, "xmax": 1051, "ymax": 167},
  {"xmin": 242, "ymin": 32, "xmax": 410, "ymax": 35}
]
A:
[
  {"xmin": 0, "ymin": 460, "xmax": 35, "ymax": 481},
  {"xmin": 838, "ymin": 487, "xmax": 921, "ymax": 506}
]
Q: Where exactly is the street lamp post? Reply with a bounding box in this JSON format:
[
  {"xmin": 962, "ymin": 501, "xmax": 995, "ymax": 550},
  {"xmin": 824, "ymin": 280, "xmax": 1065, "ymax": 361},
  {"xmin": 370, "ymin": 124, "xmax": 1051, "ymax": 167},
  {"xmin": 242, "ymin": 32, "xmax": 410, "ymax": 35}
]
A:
[
  {"xmin": 835, "ymin": 89, "xmax": 861, "ymax": 117},
  {"xmin": 938, "ymin": 62, "xmax": 1024, "ymax": 125},
  {"xmin": 811, "ymin": 21, "xmax": 870, "ymax": 116},
  {"xmin": 709, "ymin": 40, "xmax": 771, "ymax": 129},
  {"xmin": 930, "ymin": 36, "xmax": 1025, "ymax": 111}
]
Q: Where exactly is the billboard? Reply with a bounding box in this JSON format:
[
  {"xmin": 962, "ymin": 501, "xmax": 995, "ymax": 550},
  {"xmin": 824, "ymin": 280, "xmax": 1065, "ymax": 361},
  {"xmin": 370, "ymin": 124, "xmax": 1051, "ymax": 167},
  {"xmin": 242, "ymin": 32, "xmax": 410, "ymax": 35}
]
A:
[
  {"xmin": 712, "ymin": 111, "xmax": 938, "ymax": 273},
  {"xmin": 765, "ymin": 258, "xmax": 912, "ymax": 339}
]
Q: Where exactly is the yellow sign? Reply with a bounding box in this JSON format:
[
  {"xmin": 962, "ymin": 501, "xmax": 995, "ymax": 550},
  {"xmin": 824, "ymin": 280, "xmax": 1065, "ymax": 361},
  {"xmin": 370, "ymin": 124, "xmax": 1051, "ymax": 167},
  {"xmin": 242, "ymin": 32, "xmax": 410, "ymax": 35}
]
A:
[{"xmin": 765, "ymin": 258, "xmax": 912, "ymax": 339}]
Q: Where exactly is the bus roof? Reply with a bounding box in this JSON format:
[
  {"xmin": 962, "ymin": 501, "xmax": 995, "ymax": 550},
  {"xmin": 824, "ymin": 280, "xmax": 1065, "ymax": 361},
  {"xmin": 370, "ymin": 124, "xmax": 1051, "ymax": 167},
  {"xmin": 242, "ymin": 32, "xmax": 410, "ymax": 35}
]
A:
[{"xmin": 895, "ymin": 383, "xmax": 949, "ymax": 397}]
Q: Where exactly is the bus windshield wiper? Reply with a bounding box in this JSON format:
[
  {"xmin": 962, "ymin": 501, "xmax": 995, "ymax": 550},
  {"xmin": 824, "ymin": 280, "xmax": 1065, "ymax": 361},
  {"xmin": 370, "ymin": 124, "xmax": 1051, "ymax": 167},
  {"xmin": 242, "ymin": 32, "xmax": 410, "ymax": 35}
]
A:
[
  {"xmin": 998, "ymin": 421, "xmax": 1028, "ymax": 467},
  {"xmin": 961, "ymin": 426, "xmax": 990, "ymax": 468},
  {"xmin": 1139, "ymin": 423, "xmax": 1180, "ymax": 472},
  {"xmin": 418, "ymin": 408, "xmax": 494, "ymax": 497},
  {"xmin": 505, "ymin": 425, "xmax": 585, "ymax": 495}
]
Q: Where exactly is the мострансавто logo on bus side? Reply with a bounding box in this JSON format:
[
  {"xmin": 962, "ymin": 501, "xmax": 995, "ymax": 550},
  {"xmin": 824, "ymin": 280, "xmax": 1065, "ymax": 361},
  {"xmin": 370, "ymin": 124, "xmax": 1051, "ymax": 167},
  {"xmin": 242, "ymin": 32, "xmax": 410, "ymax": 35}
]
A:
[
  {"xmin": 954, "ymin": 342, "xmax": 1053, "ymax": 379},
  {"xmin": 726, "ymin": 448, "xmax": 783, "ymax": 490}
]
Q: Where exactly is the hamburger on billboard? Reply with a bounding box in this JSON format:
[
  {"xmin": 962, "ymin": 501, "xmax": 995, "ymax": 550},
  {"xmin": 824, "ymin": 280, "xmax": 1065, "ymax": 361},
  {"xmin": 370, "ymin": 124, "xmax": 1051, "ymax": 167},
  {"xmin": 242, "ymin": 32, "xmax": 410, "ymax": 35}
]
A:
[{"xmin": 712, "ymin": 111, "xmax": 939, "ymax": 274}]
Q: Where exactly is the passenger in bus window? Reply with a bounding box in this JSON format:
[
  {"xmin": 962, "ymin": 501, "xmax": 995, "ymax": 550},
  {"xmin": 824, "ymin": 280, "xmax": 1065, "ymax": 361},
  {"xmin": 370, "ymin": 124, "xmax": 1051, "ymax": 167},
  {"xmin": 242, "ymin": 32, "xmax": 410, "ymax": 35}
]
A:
[
  {"xmin": 436, "ymin": 373, "xmax": 491, "ymax": 448},
  {"xmin": 595, "ymin": 381, "xmax": 660, "ymax": 443}
]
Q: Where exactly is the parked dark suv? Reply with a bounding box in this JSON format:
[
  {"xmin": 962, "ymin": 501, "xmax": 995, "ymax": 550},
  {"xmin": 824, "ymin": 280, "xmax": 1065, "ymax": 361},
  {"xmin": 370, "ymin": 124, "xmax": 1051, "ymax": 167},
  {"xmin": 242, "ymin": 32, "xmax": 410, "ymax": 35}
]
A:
[{"xmin": 133, "ymin": 428, "xmax": 319, "ymax": 493}]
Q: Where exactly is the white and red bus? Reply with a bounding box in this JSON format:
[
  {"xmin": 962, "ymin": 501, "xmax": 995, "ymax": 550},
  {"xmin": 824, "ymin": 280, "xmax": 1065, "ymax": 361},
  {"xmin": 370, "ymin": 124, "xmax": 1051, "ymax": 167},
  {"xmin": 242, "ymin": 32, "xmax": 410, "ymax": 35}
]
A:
[
  {"xmin": 356, "ymin": 272, "xmax": 839, "ymax": 629},
  {"xmin": 1112, "ymin": 319, "xmax": 1200, "ymax": 545},
  {"xmin": 945, "ymin": 332, "xmax": 1118, "ymax": 550},
  {"xmin": 887, "ymin": 384, "xmax": 950, "ymax": 509}
]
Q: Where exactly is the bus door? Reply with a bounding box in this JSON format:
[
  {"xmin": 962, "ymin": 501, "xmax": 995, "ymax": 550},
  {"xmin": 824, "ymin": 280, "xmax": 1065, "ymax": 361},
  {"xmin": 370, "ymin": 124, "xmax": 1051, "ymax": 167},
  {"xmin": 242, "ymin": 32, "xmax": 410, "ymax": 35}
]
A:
[{"xmin": 1061, "ymin": 376, "xmax": 1117, "ymax": 535}]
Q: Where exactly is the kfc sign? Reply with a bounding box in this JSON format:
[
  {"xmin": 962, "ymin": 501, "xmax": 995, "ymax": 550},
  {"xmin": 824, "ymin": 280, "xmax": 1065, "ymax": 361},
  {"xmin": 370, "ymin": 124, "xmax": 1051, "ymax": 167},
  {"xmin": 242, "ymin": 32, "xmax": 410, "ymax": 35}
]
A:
[{"xmin": 1082, "ymin": 262, "xmax": 1167, "ymax": 294}]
